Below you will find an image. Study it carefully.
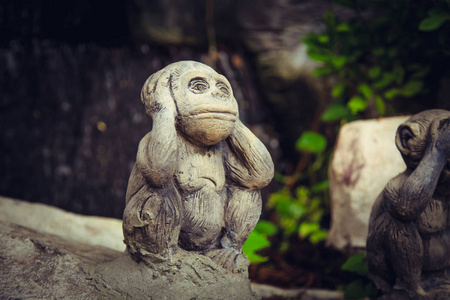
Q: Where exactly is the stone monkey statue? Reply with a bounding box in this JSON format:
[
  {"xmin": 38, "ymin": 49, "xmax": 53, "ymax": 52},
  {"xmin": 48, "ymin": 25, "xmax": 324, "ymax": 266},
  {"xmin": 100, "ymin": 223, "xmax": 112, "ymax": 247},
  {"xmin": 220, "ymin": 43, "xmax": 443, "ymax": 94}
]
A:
[
  {"xmin": 367, "ymin": 109, "xmax": 450, "ymax": 299},
  {"xmin": 122, "ymin": 61, "xmax": 274, "ymax": 273}
]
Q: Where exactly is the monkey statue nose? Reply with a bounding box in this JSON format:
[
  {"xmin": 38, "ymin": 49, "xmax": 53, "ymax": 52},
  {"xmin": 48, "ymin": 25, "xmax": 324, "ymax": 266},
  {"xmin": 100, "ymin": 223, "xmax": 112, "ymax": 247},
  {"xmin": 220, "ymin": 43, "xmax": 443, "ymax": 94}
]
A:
[{"xmin": 212, "ymin": 90, "xmax": 229, "ymax": 100}]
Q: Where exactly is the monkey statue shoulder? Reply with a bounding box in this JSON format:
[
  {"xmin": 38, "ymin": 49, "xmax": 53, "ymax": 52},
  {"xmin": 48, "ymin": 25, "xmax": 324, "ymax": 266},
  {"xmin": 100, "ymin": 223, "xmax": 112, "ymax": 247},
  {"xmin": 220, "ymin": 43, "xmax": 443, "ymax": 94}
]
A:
[
  {"xmin": 122, "ymin": 61, "xmax": 274, "ymax": 274},
  {"xmin": 367, "ymin": 109, "xmax": 450, "ymax": 299}
]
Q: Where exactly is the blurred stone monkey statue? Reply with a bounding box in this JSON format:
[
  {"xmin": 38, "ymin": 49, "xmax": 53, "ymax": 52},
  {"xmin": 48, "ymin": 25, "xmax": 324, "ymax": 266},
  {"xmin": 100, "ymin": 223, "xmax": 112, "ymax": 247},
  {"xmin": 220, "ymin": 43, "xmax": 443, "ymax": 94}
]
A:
[
  {"xmin": 367, "ymin": 109, "xmax": 450, "ymax": 299},
  {"xmin": 122, "ymin": 61, "xmax": 274, "ymax": 273}
]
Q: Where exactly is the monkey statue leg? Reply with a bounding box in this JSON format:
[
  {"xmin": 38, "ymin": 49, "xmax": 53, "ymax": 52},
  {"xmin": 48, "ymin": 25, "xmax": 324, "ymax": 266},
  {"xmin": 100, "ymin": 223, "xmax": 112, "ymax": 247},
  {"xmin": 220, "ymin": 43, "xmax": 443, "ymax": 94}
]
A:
[
  {"xmin": 205, "ymin": 187, "xmax": 262, "ymax": 273},
  {"xmin": 222, "ymin": 187, "xmax": 262, "ymax": 249},
  {"xmin": 423, "ymin": 226, "xmax": 450, "ymax": 276},
  {"xmin": 386, "ymin": 218, "xmax": 426, "ymax": 295},
  {"xmin": 367, "ymin": 213, "xmax": 396, "ymax": 293},
  {"xmin": 123, "ymin": 172, "xmax": 182, "ymax": 264}
]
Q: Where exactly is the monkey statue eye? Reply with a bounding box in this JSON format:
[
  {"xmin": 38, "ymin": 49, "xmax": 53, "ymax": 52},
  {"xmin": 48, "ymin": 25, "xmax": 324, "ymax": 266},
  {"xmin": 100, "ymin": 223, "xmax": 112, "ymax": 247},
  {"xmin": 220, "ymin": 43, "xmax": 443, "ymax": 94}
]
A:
[
  {"xmin": 216, "ymin": 82, "xmax": 230, "ymax": 96},
  {"xmin": 188, "ymin": 78, "xmax": 210, "ymax": 94}
]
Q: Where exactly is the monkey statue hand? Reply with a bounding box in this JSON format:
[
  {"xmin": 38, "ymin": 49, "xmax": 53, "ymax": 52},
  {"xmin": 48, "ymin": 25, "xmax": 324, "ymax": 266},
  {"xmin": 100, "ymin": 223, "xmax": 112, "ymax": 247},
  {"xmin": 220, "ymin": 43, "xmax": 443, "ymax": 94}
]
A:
[
  {"xmin": 431, "ymin": 117, "xmax": 450, "ymax": 158},
  {"xmin": 141, "ymin": 69, "xmax": 177, "ymax": 120}
]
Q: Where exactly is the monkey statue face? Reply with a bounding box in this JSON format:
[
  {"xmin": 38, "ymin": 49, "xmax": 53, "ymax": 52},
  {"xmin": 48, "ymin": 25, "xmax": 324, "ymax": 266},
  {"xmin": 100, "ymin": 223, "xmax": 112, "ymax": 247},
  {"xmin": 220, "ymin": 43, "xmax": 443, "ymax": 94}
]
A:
[{"xmin": 172, "ymin": 65, "xmax": 239, "ymax": 147}]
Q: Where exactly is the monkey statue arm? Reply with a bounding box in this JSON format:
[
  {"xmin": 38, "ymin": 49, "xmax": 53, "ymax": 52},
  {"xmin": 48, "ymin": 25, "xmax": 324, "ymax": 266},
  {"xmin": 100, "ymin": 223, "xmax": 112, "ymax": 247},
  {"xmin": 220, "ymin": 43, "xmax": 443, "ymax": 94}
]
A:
[
  {"xmin": 386, "ymin": 122, "xmax": 450, "ymax": 221},
  {"xmin": 135, "ymin": 109, "xmax": 179, "ymax": 188},
  {"xmin": 225, "ymin": 120, "xmax": 274, "ymax": 190}
]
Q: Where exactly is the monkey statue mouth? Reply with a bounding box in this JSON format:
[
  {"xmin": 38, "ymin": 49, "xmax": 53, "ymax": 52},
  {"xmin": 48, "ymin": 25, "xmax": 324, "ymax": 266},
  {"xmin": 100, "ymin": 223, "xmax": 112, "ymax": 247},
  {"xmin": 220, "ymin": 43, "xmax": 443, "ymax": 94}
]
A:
[
  {"xmin": 185, "ymin": 106, "xmax": 238, "ymax": 121},
  {"xmin": 192, "ymin": 112, "xmax": 237, "ymax": 122},
  {"xmin": 177, "ymin": 109, "xmax": 238, "ymax": 147}
]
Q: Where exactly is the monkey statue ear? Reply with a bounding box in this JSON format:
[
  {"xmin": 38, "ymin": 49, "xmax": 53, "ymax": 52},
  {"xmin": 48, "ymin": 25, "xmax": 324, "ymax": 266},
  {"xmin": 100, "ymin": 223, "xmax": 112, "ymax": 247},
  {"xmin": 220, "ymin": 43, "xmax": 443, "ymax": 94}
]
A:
[
  {"xmin": 395, "ymin": 122, "xmax": 422, "ymax": 163},
  {"xmin": 140, "ymin": 69, "xmax": 175, "ymax": 118}
]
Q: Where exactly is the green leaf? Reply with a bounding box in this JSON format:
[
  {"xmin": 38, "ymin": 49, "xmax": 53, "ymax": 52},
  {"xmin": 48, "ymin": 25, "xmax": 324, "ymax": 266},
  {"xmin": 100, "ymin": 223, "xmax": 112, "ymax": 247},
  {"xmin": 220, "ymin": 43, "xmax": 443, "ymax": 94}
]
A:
[
  {"xmin": 279, "ymin": 216, "xmax": 298, "ymax": 235},
  {"xmin": 344, "ymin": 279, "xmax": 369, "ymax": 299},
  {"xmin": 375, "ymin": 96, "xmax": 386, "ymax": 115},
  {"xmin": 368, "ymin": 66, "xmax": 381, "ymax": 79},
  {"xmin": 311, "ymin": 180, "xmax": 330, "ymax": 193},
  {"xmin": 299, "ymin": 222, "xmax": 320, "ymax": 238},
  {"xmin": 313, "ymin": 67, "xmax": 334, "ymax": 77},
  {"xmin": 392, "ymin": 65, "xmax": 405, "ymax": 84},
  {"xmin": 296, "ymin": 131, "xmax": 327, "ymax": 153},
  {"xmin": 411, "ymin": 65, "xmax": 430, "ymax": 79},
  {"xmin": 357, "ymin": 83, "xmax": 373, "ymax": 99},
  {"xmin": 384, "ymin": 88, "xmax": 401, "ymax": 99},
  {"xmin": 321, "ymin": 103, "xmax": 350, "ymax": 121},
  {"xmin": 331, "ymin": 56, "xmax": 347, "ymax": 68},
  {"xmin": 308, "ymin": 52, "xmax": 330, "ymax": 62},
  {"xmin": 309, "ymin": 230, "xmax": 328, "ymax": 243},
  {"xmin": 318, "ymin": 34, "xmax": 330, "ymax": 43},
  {"xmin": 419, "ymin": 16, "xmax": 447, "ymax": 31},
  {"xmin": 336, "ymin": 22, "xmax": 350, "ymax": 32},
  {"xmin": 242, "ymin": 231, "xmax": 270, "ymax": 264},
  {"xmin": 276, "ymin": 201, "xmax": 305, "ymax": 219},
  {"xmin": 400, "ymin": 80, "xmax": 423, "ymax": 97},
  {"xmin": 254, "ymin": 220, "xmax": 278, "ymax": 236},
  {"xmin": 267, "ymin": 190, "xmax": 293, "ymax": 209},
  {"xmin": 373, "ymin": 72, "xmax": 395, "ymax": 89},
  {"xmin": 347, "ymin": 96, "xmax": 367, "ymax": 114},
  {"xmin": 331, "ymin": 83, "xmax": 345, "ymax": 98},
  {"xmin": 342, "ymin": 253, "xmax": 369, "ymax": 276}
]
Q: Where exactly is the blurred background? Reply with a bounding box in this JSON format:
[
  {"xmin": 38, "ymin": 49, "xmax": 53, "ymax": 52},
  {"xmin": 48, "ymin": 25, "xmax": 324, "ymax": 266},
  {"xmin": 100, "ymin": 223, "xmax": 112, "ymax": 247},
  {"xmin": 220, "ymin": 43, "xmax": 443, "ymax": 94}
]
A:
[{"xmin": 1, "ymin": 0, "xmax": 450, "ymax": 296}]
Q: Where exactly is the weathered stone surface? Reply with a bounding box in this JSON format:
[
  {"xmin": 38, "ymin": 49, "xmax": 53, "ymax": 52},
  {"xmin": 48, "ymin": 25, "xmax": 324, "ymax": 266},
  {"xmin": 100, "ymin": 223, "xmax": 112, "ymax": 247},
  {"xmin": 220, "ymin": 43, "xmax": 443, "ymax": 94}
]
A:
[
  {"xmin": 327, "ymin": 116, "xmax": 408, "ymax": 251},
  {"xmin": 251, "ymin": 283, "xmax": 343, "ymax": 300},
  {"xmin": 1, "ymin": 196, "xmax": 349, "ymax": 299},
  {"xmin": 0, "ymin": 221, "xmax": 117, "ymax": 300},
  {"xmin": 0, "ymin": 196, "xmax": 125, "ymax": 252},
  {"xmin": 0, "ymin": 219, "xmax": 258, "ymax": 300}
]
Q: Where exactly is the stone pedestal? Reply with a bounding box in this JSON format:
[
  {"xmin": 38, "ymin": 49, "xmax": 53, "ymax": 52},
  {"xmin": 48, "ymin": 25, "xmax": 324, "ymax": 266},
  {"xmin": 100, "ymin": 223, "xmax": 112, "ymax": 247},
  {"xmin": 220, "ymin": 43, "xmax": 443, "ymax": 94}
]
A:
[
  {"xmin": 0, "ymin": 197, "xmax": 258, "ymax": 300},
  {"xmin": 327, "ymin": 116, "xmax": 408, "ymax": 251}
]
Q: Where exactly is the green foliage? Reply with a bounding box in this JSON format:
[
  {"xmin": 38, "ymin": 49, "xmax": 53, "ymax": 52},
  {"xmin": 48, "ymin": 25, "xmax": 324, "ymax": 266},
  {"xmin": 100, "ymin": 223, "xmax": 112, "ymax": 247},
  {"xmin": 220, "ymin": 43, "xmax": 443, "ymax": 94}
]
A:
[
  {"xmin": 341, "ymin": 253, "xmax": 368, "ymax": 276},
  {"xmin": 267, "ymin": 185, "xmax": 328, "ymax": 245},
  {"xmin": 419, "ymin": 8, "xmax": 450, "ymax": 31},
  {"xmin": 344, "ymin": 279, "xmax": 375, "ymax": 300},
  {"xmin": 296, "ymin": 131, "xmax": 327, "ymax": 153},
  {"xmin": 243, "ymin": 230, "xmax": 271, "ymax": 264},
  {"xmin": 341, "ymin": 253, "xmax": 376, "ymax": 299},
  {"xmin": 303, "ymin": 0, "xmax": 450, "ymax": 120},
  {"xmin": 243, "ymin": 220, "xmax": 278, "ymax": 264}
]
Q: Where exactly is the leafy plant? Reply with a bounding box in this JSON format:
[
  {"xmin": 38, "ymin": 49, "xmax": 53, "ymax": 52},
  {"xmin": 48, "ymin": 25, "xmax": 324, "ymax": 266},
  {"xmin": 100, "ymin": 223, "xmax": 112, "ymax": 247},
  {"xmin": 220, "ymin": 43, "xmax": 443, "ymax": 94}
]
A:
[
  {"xmin": 267, "ymin": 185, "xmax": 328, "ymax": 247},
  {"xmin": 243, "ymin": 220, "xmax": 278, "ymax": 264},
  {"xmin": 303, "ymin": 0, "xmax": 450, "ymax": 121},
  {"xmin": 265, "ymin": 130, "xmax": 330, "ymax": 252},
  {"xmin": 341, "ymin": 253, "xmax": 376, "ymax": 299}
]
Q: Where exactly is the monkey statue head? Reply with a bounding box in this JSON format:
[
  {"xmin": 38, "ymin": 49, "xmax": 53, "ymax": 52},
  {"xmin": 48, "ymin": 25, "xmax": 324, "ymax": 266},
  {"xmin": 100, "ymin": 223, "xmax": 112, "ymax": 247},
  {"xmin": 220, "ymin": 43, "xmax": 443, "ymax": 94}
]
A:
[
  {"xmin": 141, "ymin": 61, "xmax": 239, "ymax": 147},
  {"xmin": 396, "ymin": 109, "xmax": 450, "ymax": 187}
]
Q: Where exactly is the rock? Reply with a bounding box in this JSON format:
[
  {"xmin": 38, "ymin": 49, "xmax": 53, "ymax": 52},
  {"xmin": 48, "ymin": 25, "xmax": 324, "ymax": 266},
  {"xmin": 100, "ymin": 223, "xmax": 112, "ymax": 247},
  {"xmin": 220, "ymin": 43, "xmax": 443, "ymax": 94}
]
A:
[
  {"xmin": 0, "ymin": 196, "xmax": 259, "ymax": 299},
  {"xmin": 327, "ymin": 116, "xmax": 409, "ymax": 251},
  {"xmin": 251, "ymin": 283, "xmax": 343, "ymax": 300},
  {"xmin": 0, "ymin": 221, "xmax": 117, "ymax": 299},
  {"xmin": 0, "ymin": 196, "xmax": 125, "ymax": 252}
]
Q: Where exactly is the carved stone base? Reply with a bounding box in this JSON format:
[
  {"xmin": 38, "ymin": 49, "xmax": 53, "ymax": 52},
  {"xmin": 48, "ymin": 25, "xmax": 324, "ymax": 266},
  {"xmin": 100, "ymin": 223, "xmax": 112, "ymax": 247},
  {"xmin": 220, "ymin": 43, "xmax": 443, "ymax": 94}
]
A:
[
  {"xmin": 0, "ymin": 220, "xmax": 258, "ymax": 299},
  {"xmin": 377, "ymin": 283, "xmax": 450, "ymax": 300},
  {"xmin": 90, "ymin": 252, "xmax": 258, "ymax": 299}
]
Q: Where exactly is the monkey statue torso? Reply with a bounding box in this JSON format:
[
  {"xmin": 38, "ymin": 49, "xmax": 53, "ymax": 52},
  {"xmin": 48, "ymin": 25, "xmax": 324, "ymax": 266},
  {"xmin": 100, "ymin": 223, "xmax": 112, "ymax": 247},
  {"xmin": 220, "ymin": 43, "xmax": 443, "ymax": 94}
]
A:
[{"xmin": 175, "ymin": 138, "xmax": 227, "ymax": 250}]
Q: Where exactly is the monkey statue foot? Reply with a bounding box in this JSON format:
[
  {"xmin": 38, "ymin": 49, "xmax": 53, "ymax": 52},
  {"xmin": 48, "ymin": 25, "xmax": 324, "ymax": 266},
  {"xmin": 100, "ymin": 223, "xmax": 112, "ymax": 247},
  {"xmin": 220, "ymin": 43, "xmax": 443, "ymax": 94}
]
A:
[{"xmin": 205, "ymin": 248, "xmax": 250, "ymax": 274}]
